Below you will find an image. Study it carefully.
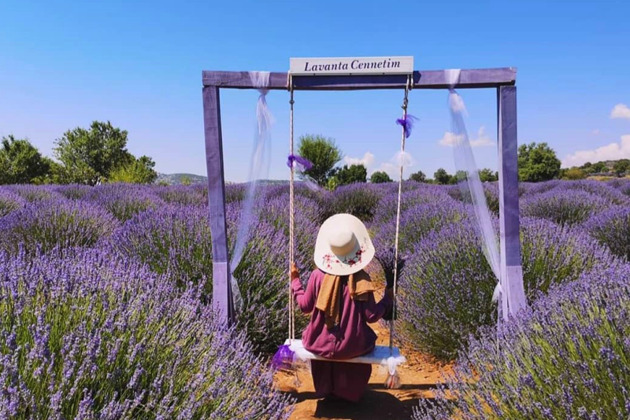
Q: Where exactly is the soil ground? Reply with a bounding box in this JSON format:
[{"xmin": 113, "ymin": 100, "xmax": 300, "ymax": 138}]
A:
[{"xmin": 274, "ymin": 269, "xmax": 454, "ymax": 420}]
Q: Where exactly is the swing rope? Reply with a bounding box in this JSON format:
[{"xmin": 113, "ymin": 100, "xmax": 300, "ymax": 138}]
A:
[
  {"xmin": 389, "ymin": 75, "xmax": 412, "ymax": 354},
  {"xmin": 288, "ymin": 75, "xmax": 296, "ymax": 342}
]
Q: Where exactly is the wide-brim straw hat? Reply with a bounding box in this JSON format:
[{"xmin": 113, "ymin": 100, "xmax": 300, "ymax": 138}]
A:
[{"xmin": 314, "ymin": 213, "xmax": 375, "ymax": 276}]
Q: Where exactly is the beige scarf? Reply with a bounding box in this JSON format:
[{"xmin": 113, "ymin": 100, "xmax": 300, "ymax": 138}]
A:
[{"xmin": 315, "ymin": 270, "xmax": 376, "ymax": 329}]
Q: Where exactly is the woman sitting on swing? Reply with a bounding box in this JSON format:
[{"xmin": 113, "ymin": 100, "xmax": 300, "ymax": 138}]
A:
[{"xmin": 290, "ymin": 213, "xmax": 394, "ymax": 402}]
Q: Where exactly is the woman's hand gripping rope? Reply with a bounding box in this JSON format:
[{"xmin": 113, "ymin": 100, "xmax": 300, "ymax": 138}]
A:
[{"xmin": 290, "ymin": 262, "xmax": 300, "ymax": 281}]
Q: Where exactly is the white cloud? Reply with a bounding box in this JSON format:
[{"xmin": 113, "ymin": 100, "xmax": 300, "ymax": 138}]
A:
[
  {"xmin": 344, "ymin": 151, "xmax": 375, "ymax": 169},
  {"xmin": 439, "ymin": 126, "xmax": 493, "ymax": 147},
  {"xmin": 562, "ymin": 134, "xmax": 630, "ymax": 167},
  {"xmin": 611, "ymin": 103, "xmax": 630, "ymax": 120},
  {"xmin": 592, "ymin": 129, "xmax": 601, "ymax": 135},
  {"xmin": 376, "ymin": 151, "xmax": 415, "ymax": 179},
  {"xmin": 470, "ymin": 126, "xmax": 494, "ymax": 147},
  {"xmin": 439, "ymin": 131, "xmax": 464, "ymax": 146}
]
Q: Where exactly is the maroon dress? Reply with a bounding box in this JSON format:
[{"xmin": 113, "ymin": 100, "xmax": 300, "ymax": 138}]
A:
[{"xmin": 291, "ymin": 269, "xmax": 393, "ymax": 402}]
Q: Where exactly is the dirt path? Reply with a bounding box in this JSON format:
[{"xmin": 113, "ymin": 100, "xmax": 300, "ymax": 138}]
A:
[{"xmin": 274, "ymin": 280, "xmax": 453, "ymax": 420}]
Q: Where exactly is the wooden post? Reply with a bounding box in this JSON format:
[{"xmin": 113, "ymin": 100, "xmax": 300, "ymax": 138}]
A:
[
  {"xmin": 202, "ymin": 85, "xmax": 234, "ymax": 324},
  {"xmin": 497, "ymin": 85, "xmax": 527, "ymax": 318}
]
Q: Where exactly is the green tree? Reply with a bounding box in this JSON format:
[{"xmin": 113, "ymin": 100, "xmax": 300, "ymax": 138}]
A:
[
  {"xmin": 326, "ymin": 176, "xmax": 339, "ymax": 191},
  {"xmin": 590, "ymin": 161, "xmax": 608, "ymax": 174},
  {"xmin": 479, "ymin": 168, "xmax": 498, "ymax": 182},
  {"xmin": 453, "ymin": 170, "xmax": 468, "ymax": 183},
  {"xmin": 297, "ymin": 135, "xmax": 342, "ymax": 187},
  {"xmin": 612, "ymin": 159, "xmax": 630, "ymax": 177},
  {"xmin": 370, "ymin": 171, "xmax": 392, "ymax": 183},
  {"xmin": 562, "ymin": 167, "xmax": 588, "ymax": 180},
  {"xmin": 434, "ymin": 168, "xmax": 452, "ymax": 185},
  {"xmin": 580, "ymin": 161, "xmax": 593, "ymax": 174},
  {"xmin": 108, "ymin": 156, "xmax": 158, "ymax": 184},
  {"xmin": 54, "ymin": 121, "xmax": 134, "ymax": 185},
  {"xmin": 336, "ymin": 164, "xmax": 367, "ymax": 186},
  {"xmin": 45, "ymin": 160, "xmax": 71, "ymax": 184},
  {"xmin": 408, "ymin": 170, "xmax": 426, "ymax": 183},
  {"xmin": 517, "ymin": 142, "xmax": 561, "ymax": 182},
  {"xmin": 0, "ymin": 135, "xmax": 52, "ymax": 184}
]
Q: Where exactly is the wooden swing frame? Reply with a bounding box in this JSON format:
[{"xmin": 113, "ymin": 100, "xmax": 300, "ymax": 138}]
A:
[{"xmin": 202, "ymin": 67, "xmax": 525, "ymax": 327}]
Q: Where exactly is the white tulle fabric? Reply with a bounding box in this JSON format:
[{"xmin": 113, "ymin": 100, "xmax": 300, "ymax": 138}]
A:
[
  {"xmin": 445, "ymin": 69, "xmax": 506, "ymax": 321},
  {"xmin": 229, "ymin": 71, "xmax": 274, "ymax": 311}
]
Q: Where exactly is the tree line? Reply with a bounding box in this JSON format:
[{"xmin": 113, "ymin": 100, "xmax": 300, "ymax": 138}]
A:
[
  {"xmin": 298, "ymin": 136, "xmax": 629, "ymax": 189},
  {"xmin": 3, "ymin": 127, "xmax": 627, "ymax": 187},
  {"xmin": 296, "ymin": 134, "xmax": 502, "ymax": 187},
  {"xmin": 0, "ymin": 121, "xmax": 157, "ymax": 185}
]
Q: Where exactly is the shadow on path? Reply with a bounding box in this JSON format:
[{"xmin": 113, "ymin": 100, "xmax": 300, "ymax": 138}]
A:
[{"xmin": 280, "ymin": 388, "xmax": 437, "ymax": 420}]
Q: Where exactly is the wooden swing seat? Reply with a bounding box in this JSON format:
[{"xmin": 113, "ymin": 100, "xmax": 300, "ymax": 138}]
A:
[{"xmin": 285, "ymin": 339, "xmax": 404, "ymax": 365}]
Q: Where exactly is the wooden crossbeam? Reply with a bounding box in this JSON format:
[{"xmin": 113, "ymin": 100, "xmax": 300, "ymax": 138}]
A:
[{"xmin": 202, "ymin": 68, "xmax": 516, "ymax": 90}]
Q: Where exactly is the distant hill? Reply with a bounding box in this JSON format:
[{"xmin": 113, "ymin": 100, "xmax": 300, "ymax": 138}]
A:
[
  {"xmin": 156, "ymin": 173, "xmax": 207, "ymax": 185},
  {"xmin": 156, "ymin": 173, "xmax": 290, "ymax": 186}
]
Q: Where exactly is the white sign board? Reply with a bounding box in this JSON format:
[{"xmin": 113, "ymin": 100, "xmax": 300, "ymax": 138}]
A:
[{"xmin": 290, "ymin": 56, "xmax": 414, "ymax": 76}]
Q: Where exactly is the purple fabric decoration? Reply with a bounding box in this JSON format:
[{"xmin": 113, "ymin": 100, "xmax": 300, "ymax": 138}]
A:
[
  {"xmin": 396, "ymin": 115, "xmax": 418, "ymax": 138},
  {"xmin": 271, "ymin": 344, "xmax": 295, "ymax": 370},
  {"xmin": 287, "ymin": 154, "xmax": 313, "ymax": 172}
]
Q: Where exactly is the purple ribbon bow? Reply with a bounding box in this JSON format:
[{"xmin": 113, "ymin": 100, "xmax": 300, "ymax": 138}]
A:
[
  {"xmin": 396, "ymin": 115, "xmax": 418, "ymax": 138},
  {"xmin": 287, "ymin": 154, "xmax": 313, "ymax": 171},
  {"xmin": 271, "ymin": 344, "xmax": 295, "ymax": 370}
]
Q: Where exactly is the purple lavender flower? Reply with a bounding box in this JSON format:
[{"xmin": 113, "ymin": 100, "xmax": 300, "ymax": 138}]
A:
[
  {"xmin": 399, "ymin": 214, "xmax": 619, "ymax": 361},
  {"xmin": 521, "ymin": 188, "xmax": 614, "ymax": 226},
  {"xmin": 232, "ymin": 194, "xmax": 317, "ymax": 353},
  {"xmin": 85, "ymin": 183, "xmax": 165, "ymax": 221},
  {"xmin": 6, "ymin": 184, "xmax": 62, "ymax": 202},
  {"xmin": 583, "ymin": 205, "xmax": 630, "ymax": 261},
  {"xmin": 52, "ymin": 184, "xmax": 93, "ymax": 200},
  {"xmin": 0, "ymin": 187, "xmax": 26, "ymax": 217},
  {"xmin": 109, "ymin": 205, "xmax": 213, "ymax": 295},
  {"xmin": 372, "ymin": 182, "xmax": 452, "ymax": 224},
  {"xmin": 0, "ymin": 199, "xmax": 119, "ymax": 256},
  {"xmin": 0, "ymin": 248, "xmax": 294, "ymax": 418},
  {"xmin": 413, "ymin": 261, "xmax": 630, "ymax": 419},
  {"xmin": 447, "ymin": 182, "xmax": 500, "ymax": 215},
  {"xmin": 225, "ymin": 183, "xmax": 246, "ymax": 204},
  {"xmin": 321, "ymin": 182, "xmax": 385, "ymax": 223},
  {"xmin": 398, "ymin": 220, "xmax": 499, "ymax": 360},
  {"xmin": 373, "ymin": 200, "xmax": 470, "ymax": 289},
  {"xmin": 519, "ymin": 180, "xmax": 562, "ymax": 197},
  {"xmin": 152, "ymin": 184, "xmax": 207, "ymax": 206},
  {"xmin": 560, "ymin": 179, "xmax": 630, "ymax": 205},
  {"xmin": 520, "ymin": 217, "xmax": 620, "ymax": 297}
]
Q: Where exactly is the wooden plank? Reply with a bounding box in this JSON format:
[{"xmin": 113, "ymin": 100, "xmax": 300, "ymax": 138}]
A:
[
  {"xmin": 202, "ymin": 85, "xmax": 234, "ymax": 325},
  {"xmin": 497, "ymin": 85, "xmax": 527, "ymax": 317},
  {"xmin": 202, "ymin": 68, "xmax": 516, "ymax": 90},
  {"xmin": 285, "ymin": 339, "xmax": 405, "ymax": 365}
]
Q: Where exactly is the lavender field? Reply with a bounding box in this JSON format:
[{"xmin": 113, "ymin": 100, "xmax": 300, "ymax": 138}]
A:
[{"xmin": 1, "ymin": 179, "xmax": 629, "ymax": 419}]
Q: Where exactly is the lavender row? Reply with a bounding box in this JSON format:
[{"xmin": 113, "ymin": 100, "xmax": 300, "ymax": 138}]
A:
[
  {"xmin": 1, "ymin": 180, "xmax": 629, "ymax": 357},
  {"xmin": 1, "ymin": 179, "xmax": 629, "ymax": 416},
  {"xmin": 0, "ymin": 248, "xmax": 293, "ymax": 419},
  {"xmin": 413, "ymin": 261, "xmax": 630, "ymax": 419}
]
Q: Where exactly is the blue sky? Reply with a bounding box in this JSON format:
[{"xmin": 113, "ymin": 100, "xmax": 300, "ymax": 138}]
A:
[{"xmin": 1, "ymin": 0, "xmax": 629, "ymax": 182}]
